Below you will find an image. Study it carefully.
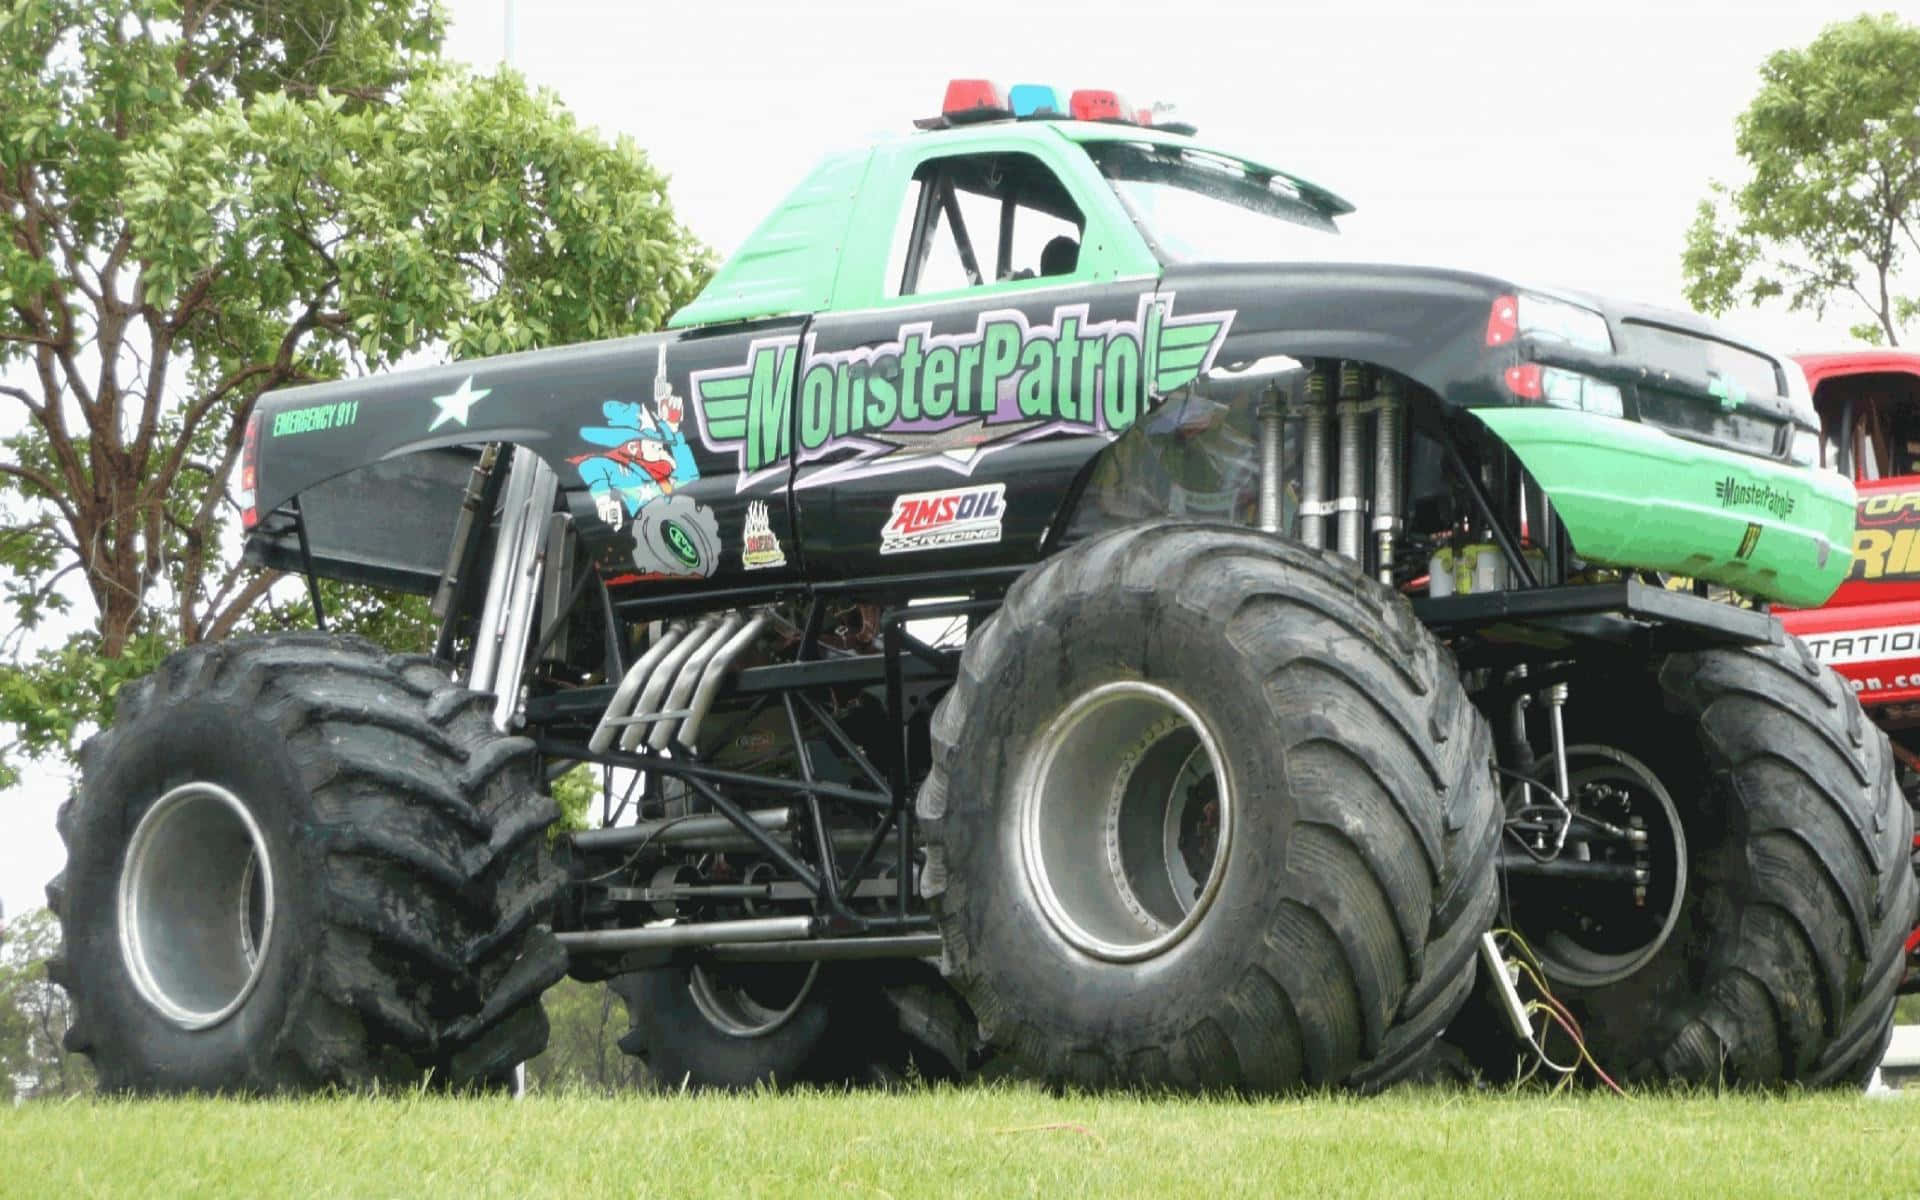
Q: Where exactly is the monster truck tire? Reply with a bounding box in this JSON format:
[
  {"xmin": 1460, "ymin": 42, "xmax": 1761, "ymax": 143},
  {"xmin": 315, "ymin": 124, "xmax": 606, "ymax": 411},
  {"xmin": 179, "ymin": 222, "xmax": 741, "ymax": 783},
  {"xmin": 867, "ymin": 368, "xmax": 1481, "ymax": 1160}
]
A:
[
  {"xmin": 632, "ymin": 493, "xmax": 721, "ymax": 579},
  {"xmin": 609, "ymin": 960, "xmax": 968, "ymax": 1090},
  {"xmin": 1533, "ymin": 639, "xmax": 1914, "ymax": 1088},
  {"xmin": 46, "ymin": 635, "xmax": 569, "ymax": 1094},
  {"xmin": 917, "ymin": 523, "xmax": 1500, "ymax": 1092}
]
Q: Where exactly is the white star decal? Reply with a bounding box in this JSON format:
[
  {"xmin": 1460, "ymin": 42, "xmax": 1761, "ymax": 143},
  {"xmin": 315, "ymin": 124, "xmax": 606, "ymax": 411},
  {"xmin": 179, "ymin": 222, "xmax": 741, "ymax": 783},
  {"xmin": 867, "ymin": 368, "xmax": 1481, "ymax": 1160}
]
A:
[{"xmin": 428, "ymin": 376, "xmax": 492, "ymax": 431}]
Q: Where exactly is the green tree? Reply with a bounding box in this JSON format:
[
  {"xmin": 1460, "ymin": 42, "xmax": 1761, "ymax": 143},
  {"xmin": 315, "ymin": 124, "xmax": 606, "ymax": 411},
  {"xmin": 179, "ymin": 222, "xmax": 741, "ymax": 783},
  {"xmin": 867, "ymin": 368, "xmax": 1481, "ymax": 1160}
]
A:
[
  {"xmin": 1682, "ymin": 12, "xmax": 1920, "ymax": 346},
  {"xmin": 0, "ymin": 906, "xmax": 93, "ymax": 1099},
  {"xmin": 0, "ymin": 0, "xmax": 708, "ymax": 786},
  {"xmin": 549, "ymin": 761, "xmax": 596, "ymax": 838}
]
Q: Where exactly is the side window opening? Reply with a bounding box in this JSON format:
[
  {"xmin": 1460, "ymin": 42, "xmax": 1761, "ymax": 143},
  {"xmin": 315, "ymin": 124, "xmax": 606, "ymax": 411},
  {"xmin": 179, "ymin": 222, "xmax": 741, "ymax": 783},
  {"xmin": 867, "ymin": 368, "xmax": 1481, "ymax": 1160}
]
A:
[
  {"xmin": 890, "ymin": 152, "xmax": 1084, "ymax": 298},
  {"xmin": 1816, "ymin": 372, "xmax": 1920, "ymax": 481}
]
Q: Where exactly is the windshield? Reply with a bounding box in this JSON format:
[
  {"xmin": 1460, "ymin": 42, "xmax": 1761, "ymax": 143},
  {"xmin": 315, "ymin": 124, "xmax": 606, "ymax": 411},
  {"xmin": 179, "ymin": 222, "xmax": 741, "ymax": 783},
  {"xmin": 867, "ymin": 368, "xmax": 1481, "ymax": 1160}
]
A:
[{"xmin": 1086, "ymin": 142, "xmax": 1344, "ymax": 265}]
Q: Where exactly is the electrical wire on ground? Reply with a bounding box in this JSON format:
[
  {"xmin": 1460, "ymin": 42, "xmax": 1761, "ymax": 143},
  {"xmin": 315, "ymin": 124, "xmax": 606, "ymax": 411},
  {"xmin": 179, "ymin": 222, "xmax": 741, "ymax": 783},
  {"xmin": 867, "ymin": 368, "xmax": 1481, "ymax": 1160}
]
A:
[{"xmin": 1490, "ymin": 927, "xmax": 1628, "ymax": 1097}]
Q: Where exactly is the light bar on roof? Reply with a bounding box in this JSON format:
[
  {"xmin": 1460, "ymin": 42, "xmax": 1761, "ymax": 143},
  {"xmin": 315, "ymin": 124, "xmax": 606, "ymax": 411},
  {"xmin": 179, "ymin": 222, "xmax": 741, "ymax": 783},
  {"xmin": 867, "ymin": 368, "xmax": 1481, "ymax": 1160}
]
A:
[{"xmin": 919, "ymin": 80, "xmax": 1192, "ymax": 133}]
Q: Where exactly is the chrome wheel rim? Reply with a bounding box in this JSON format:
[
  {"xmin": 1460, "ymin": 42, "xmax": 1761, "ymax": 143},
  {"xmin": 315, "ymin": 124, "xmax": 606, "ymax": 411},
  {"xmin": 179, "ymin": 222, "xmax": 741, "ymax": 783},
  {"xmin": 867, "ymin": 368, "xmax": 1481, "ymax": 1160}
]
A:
[
  {"xmin": 1509, "ymin": 745, "xmax": 1687, "ymax": 988},
  {"xmin": 117, "ymin": 782, "xmax": 276, "ymax": 1030},
  {"xmin": 1018, "ymin": 681, "xmax": 1233, "ymax": 962}
]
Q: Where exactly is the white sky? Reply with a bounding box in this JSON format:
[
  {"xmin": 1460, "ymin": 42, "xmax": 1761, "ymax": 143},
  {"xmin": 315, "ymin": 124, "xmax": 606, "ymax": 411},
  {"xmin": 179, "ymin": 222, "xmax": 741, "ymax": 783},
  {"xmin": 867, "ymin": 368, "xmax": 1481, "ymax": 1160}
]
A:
[{"xmin": 2, "ymin": 0, "xmax": 1914, "ymax": 919}]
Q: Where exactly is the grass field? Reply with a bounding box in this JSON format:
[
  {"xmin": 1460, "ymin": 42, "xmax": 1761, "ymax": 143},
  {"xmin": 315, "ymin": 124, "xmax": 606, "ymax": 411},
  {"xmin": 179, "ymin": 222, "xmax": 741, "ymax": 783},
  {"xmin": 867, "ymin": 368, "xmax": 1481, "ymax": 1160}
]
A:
[{"xmin": 2, "ymin": 1085, "xmax": 1914, "ymax": 1198}]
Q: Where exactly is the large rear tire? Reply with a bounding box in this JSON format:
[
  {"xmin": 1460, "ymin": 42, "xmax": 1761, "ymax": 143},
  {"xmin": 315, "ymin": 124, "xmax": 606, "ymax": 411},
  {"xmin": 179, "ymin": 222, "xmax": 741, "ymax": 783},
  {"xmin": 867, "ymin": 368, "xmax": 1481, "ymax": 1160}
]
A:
[
  {"xmin": 46, "ymin": 635, "xmax": 568, "ymax": 1093},
  {"xmin": 1506, "ymin": 639, "xmax": 1914, "ymax": 1087},
  {"xmin": 610, "ymin": 963, "xmax": 847, "ymax": 1089},
  {"xmin": 918, "ymin": 523, "xmax": 1500, "ymax": 1092},
  {"xmin": 608, "ymin": 960, "xmax": 970, "ymax": 1090}
]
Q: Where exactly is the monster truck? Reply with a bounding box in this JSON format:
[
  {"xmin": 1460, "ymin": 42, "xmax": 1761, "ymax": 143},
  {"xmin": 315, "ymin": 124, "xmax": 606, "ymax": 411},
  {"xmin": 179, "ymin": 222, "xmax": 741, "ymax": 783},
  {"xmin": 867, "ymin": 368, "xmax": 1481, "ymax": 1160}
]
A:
[
  {"xmin": 1775, "ymin": 351, "xmax": 1920, "ymax": 967},
  {"xmin": 48, "ymin": 80, "xmax": 1913, "ymax": 1095},
  {"xmin": 1777, "ymin": 352, "xmax": 1920, "ymax": 708}
]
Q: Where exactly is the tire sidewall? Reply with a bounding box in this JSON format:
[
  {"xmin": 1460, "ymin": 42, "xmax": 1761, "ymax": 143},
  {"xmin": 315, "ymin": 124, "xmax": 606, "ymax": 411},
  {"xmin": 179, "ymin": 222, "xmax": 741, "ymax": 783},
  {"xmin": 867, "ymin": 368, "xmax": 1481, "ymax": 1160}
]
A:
[{"xmin": 66, "ymin": 692, "xmax": 321, "ymax": 1092}]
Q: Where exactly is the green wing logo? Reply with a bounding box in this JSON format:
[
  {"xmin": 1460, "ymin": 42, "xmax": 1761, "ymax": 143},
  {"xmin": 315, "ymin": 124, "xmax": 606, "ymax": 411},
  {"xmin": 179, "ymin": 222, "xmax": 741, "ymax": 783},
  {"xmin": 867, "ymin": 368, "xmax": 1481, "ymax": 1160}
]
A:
[
  {"xmin": 1148, "ymin": 307, "xmax": 1227, "ymax": 395},
  {"xmin": 689, "ymin": 294, "xmax": 1234, "ymax": 489}
]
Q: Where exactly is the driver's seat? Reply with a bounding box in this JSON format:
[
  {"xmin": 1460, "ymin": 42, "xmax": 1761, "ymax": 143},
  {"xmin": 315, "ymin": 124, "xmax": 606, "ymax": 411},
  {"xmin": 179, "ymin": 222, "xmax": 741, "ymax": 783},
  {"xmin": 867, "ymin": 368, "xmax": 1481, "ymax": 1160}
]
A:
[{"xmin": 1040, "ymin": 235, "xmax": 1079, "ymax": 277}]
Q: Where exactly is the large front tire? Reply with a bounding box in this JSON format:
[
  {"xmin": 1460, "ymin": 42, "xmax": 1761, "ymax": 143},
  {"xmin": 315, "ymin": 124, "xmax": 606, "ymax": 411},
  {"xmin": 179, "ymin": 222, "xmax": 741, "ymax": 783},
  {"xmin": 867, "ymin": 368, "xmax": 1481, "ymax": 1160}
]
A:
[
  {"xmin": 918, "ymin": 523, "xmax": 1500, "ymax": 1092},
  {"xmin": 47, "ymin": 635, "xmax": 568, "ymax": 1093}
]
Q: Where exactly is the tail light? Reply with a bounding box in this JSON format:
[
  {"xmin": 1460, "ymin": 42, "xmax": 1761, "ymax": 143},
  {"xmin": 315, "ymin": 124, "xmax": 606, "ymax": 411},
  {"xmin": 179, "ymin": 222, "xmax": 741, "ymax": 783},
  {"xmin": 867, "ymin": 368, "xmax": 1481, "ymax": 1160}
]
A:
[
  {"xmin": 239, "ymin": 409, "xmax": 261, "ymax": 529},
  {"xmin": 1503, "ymin": 363, "xmax": 1623, "ymax": 418},
  {"xmin": 1486, "ymin": 295, "xmax": 1519, "ymax": 347}
]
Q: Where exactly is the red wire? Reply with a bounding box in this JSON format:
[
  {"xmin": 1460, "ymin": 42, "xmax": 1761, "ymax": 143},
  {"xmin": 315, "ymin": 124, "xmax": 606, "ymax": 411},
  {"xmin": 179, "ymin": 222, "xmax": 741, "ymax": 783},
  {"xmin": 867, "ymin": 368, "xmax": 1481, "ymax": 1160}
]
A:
[
  {"xmin": 1540, "ymin": 1007, "xmax": 1628, "ymax": 1097},
  {"xmin": 1538, "ymin": 987, "xmax": 1584, "ymax": 1041},
  {"xmin": 1516, "ymin": 957, "xmax": 1589, "ymax": 1040}
]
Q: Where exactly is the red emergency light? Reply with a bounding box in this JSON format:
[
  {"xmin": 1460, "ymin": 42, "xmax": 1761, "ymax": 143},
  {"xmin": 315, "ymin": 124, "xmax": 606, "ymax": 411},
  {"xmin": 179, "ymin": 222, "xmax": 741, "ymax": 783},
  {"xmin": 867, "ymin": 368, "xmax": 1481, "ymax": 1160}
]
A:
[
  {"xmin": 1070, "ymin": 89, "xmax": 1130, "ymax": 123},
  {"xmin": 941, "ymin": 79, "xmax": 1011, "ymax": 124}
]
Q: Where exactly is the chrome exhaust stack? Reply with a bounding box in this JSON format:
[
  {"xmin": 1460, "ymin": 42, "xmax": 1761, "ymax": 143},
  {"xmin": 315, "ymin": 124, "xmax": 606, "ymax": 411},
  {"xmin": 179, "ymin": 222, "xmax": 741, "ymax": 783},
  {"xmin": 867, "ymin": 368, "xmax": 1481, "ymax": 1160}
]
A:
[
  {"xmin": 647, "ymin": 612, "xmax": 743, "ymax": 751},
  {"xmin": 589, "ymin": 622, "xmax": 688, "ymax": 754},
  {"xmin": 585, "ymin": 610, "xmax": 772, "ymax": 757},
  {"xmin": 621, "ymin": 616, "xmax": 723, "ymax": 751},
  {"xmin": 676, "ymin": 612, "xmax": 771, "ymax": 750}
]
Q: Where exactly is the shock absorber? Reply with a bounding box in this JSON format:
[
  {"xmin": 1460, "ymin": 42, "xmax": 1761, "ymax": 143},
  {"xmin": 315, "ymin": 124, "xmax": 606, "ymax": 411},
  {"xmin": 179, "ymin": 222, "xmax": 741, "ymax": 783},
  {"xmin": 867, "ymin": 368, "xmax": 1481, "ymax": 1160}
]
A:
[
  {"xmin": 1299, "ymin": 367, "xmax": 1331, "ymax": 549},
  {"xmin": 1257, "ymin": 383, "xmax": 1284, "ymax": 534},
  {"xmin": 1335, "ymin": 361, "xmax": 1366, "ymax": 562},
  {"xmin": 1372, "ymin": 375, "xmax": 1402, "ymax": 585},
  {"xmin": 1546, "ymin": 681, "xmax": 1573, "ymax": 856}
]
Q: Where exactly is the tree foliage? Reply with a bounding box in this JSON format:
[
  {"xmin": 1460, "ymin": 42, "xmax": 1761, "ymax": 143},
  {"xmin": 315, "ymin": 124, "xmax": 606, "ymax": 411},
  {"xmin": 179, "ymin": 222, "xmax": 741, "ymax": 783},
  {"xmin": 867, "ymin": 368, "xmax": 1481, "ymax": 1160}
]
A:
[
  {"xmin": 1682, "ymin": 12, "xmax": 1920, "ymax": 346},
  {"xmin": 549, "ymin": 761, "xmax": 595, "ymax": 839},
  {"xmin": 0, "ymin": 906, "xmax": 92, "ymax": 1099},
  {"xmin": 0, "ymin": 1, "xmax": 708, "ymax": 785},
  {"xmin": 522, "ymin": 977, "xmax": 644, "ymax": 1094}
]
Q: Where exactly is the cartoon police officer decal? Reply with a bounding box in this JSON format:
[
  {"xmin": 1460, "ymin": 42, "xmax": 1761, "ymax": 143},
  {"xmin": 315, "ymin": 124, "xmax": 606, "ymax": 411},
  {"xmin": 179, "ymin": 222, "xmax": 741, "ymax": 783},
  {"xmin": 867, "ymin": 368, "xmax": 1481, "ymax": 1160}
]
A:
[{"xmin": 573, "ymin": 346, "xmax": 720, "ymax": 578}]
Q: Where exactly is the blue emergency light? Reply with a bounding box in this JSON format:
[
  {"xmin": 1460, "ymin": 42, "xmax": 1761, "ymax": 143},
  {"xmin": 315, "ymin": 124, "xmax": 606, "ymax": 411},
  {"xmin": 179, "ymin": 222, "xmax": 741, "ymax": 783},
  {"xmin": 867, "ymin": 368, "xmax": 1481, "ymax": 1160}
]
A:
[{"xmin": 1008, "ymin": 84, "xmax": 1065, "ymax": 118}]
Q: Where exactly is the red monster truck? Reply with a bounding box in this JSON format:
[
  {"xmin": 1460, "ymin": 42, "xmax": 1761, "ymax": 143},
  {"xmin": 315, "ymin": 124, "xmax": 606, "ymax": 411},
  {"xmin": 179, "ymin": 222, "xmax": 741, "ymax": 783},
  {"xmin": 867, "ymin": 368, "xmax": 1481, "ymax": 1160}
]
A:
[
  {"xmin": 1779, "ymin": 353, "xmax": 1920, "ymax": 728},
  {"xmin": 1776, "ymin": 350, "xmax": 1920, "ymax": 977}
]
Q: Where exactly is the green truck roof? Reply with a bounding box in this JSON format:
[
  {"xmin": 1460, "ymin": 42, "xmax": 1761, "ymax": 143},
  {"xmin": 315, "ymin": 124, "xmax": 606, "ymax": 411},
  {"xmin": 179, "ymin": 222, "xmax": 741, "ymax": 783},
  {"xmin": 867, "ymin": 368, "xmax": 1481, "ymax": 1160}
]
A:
[{"xmin": 667, "ymin": 121, "xmax": 1353, "ymax": 331}]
